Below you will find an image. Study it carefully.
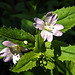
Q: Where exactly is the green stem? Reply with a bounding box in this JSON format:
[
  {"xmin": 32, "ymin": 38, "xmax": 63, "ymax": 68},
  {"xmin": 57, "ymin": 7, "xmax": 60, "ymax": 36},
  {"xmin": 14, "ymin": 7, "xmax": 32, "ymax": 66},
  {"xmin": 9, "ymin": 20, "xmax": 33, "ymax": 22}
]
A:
[
  {"xmin": 66, "ymin": 61, "xmax": 70, "ymax": 75},
  {"xmin": 34, "ymin": 29, "xmax": 40, "ymax": 52},
  {"xmin": 51, "ymin": 69, "xmax": 53, "ymax": 75}
]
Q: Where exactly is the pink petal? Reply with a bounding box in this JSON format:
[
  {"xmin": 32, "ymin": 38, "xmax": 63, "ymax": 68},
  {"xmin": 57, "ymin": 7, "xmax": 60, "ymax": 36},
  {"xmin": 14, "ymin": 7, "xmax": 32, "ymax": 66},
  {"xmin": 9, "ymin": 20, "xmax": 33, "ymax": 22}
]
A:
[
  {"xmin": 54, "ymin": 24, "xmax": 64, "ymax": 30},
  {"xmin": 2, "ymin": 41, "xmax": 16, "ymax": 47},
  {"xmin": 41, "ymin": 30, "xmax": 50, "ymax": 41},
  {"xmin": 41, "ymin": 30, "xmax": 47, "ymax": 41},
  {"xmin": 3, "ymin": 53, "xmax": 13, "ymax": 62},
  {"xmin": 53, "ymin": 29, "xmax": 63, "ymax": 36},
  {"xmin": 0, "ymin": 52, "xmax": 6, "ymax": 57},
  {"xmin": 33, "ymin": 23, "xmax": 44, "ymax": 30},
  {"xmin": 3, "ymin": 57, "xmax": 11, "ymax": 62},
  {"xmin": 34, "ymin": 18, "xmax": 44, "ymax": 25},
  {"xmin": 0, "ymin": 48, "xmax": 8, "ymax": 53},
  {"xmin": 41, "ymin": 30, "xmax": 53, "ymax": 42},
  {"xmin": 0, "ymin": 48, "xmax": 10, "ymax": 56},
  {"xmin": 47, "ymin": 32, "xmax": 53, "ymax": 42},
  {"xmin": 45, "ymin": 12, "xmax": 52, "ymax": 25},
  {"xmin": 50, "ymin": 13, "xmax": 58, "ymax": 25}
]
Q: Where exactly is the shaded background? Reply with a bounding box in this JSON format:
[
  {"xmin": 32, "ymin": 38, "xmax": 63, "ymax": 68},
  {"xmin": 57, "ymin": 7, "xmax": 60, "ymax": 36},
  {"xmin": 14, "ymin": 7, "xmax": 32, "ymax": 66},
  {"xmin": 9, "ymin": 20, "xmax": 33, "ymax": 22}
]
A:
[
  {"xmin": 0, "ymin": 0, "xmax": 75, "ymax": 75},
  {"xmin": 0, "ymin": 0, "xmax": 75, "ymax": 28}
]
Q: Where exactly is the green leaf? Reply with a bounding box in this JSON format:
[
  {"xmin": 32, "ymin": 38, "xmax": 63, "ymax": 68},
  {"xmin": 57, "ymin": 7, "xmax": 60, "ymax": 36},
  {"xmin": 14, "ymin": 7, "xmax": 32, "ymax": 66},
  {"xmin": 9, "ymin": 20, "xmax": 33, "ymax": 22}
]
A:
[
  {"xmin": 45, "ymin": 61, "xmax": 55, "ymax": 70},
  {"xmin": 57, "ymin": 13, "xmax": 75, "ymax": 33},
  {"xmin": 53, "ymin": 6, "xmax": 75, "ymax": 33},
  {"xmin": 0, "ymin": 27, "xmax": 35, "ymax": 44},
  {"xmin": 0, "ymin": 56, "xmax": 4, "ymax": 59},
  {"xmin": 11, "ymin": 51, "xmax": 41, "ymax": 73},
  {"xmin": 0, "ymin": 36, "xmax": 6, "ymax": 59},
  {"xmin": 13, "ymin": 60, "xmax": 36, "ymax": 73},
  {"xmin": 0, "ymin": 37, "xmax": 6, "ymax": 51},
  {"xmin": 58, "ymin": 45, "xmax": 75, "ymax": 62},
  {"xmin": 45, "ymin": 49, "xmax": 54, "ymax": 57},
  {"xmin": 68, "ymin": 61, "xmax": 75, "ymax": 75},
  {"xmin": 21, "ymin": 19, "xmax": 35, "ymax": 34},
  {"xmin": 0, "ymin": 37, "xmax": 6, "ymax": 59},
  {"xmin": 45, "ymin": 49, "xmax": 55, "ymax": 70},
  {"xmin": 45, "ymin": 42, "xmax": 51, "ymax": 49}
]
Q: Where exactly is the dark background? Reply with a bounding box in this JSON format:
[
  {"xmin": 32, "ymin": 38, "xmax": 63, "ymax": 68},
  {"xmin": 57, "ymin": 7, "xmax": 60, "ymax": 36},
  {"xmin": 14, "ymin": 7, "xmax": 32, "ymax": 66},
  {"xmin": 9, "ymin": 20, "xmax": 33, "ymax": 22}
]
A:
[{"xmin": 0, "ymin": 0, "xmax": 75, "ymax": 28}]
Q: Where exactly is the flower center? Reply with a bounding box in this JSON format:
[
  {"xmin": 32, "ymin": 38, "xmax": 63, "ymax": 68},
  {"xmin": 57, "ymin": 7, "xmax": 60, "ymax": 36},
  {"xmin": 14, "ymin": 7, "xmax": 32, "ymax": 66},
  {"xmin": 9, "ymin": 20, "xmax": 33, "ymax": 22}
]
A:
[
  {"xmin": 44, "ymin": 25, "xmax": 51, "ymax": 31},
  {"xmin": 44, "ymin": 22, "xmax": 53, "ymax": 31},
  {"xmin": 9, "ymin": 45, "xmax": 20, "ymax": 54}
]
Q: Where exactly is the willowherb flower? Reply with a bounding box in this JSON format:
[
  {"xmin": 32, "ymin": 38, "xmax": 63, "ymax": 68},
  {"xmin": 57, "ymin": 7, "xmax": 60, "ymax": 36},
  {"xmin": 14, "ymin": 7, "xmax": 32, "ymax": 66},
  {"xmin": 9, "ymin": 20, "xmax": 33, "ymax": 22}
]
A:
[
  {"xmin": 33, "ymin": 12, "xmax": 64, "ymax": 42},
  {"xmin": 0, "ymin": 41, "xmax": 28, "ymax": 64}
]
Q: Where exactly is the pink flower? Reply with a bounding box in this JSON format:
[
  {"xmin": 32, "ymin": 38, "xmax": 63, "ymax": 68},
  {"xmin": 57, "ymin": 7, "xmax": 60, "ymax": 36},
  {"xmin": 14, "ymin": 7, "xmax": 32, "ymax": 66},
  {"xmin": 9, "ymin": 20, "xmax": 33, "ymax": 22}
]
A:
[
  {"xmin": 33, "ymin": 12, "xmax": 64, "ymax": 42},
  {"xmin": 0, "ymin": 41, "xmax": 21, "ymax": 64}
]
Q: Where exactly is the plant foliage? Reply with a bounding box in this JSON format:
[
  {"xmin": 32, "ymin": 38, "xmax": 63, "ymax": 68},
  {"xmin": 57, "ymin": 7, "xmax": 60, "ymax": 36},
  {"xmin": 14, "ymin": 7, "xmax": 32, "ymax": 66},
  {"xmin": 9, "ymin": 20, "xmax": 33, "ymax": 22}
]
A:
[{"xmin": 0, "ymin": 6, "xmax": 75, "ymax": 75}]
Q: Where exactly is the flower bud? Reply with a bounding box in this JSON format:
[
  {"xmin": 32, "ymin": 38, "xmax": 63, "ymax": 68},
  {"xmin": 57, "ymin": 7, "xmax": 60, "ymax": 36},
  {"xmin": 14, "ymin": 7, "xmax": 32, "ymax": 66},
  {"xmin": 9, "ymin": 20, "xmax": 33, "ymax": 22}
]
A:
[{"xmin": 24, "ymin": 40, "xmax": 28, "ymax": 45}]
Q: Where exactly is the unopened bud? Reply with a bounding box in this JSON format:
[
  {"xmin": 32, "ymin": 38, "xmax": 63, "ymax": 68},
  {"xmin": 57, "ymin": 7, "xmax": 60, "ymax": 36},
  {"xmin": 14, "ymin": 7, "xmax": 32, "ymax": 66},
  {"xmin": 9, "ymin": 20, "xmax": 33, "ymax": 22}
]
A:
[{"xmin": 24, "ymin": 40, "xmax": 28, "ymax": 45}]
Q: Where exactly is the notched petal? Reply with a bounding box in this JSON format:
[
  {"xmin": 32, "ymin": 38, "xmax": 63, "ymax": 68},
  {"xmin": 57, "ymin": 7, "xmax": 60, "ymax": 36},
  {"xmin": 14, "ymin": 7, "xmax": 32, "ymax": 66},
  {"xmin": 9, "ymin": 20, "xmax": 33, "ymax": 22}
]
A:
[
  {"xmin": 52, "ymin": 13, "xmax": 58, "ymax": 20},
  {"xmin": 33, "ymin": 23, "xmax": 37, "ymax": 27},
  {"xmin": 46, "ymin": 12, "xmax": 52, "ymax": 17},
  {"xmin": 50, "ymin": 13, "xmax": 58, "ymax": 25},
  {"xmin": 45, "ymin": 12, "xmax": 53, "ymax": 25},
  {"xmin": 34, "ymin": 18, "xmax": 44, "ymax": 25},
  {"xmin": 33, "ymin": 23, "xmax": 44, "ymax": 30}
]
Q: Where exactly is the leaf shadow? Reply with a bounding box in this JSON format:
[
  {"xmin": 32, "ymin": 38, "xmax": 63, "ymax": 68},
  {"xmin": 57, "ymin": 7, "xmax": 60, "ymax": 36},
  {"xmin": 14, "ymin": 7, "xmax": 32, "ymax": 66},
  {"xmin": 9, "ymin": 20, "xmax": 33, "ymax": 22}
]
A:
[{"xmin": 51, "ymin": 40, "xmax": 68, "ymax": 57}]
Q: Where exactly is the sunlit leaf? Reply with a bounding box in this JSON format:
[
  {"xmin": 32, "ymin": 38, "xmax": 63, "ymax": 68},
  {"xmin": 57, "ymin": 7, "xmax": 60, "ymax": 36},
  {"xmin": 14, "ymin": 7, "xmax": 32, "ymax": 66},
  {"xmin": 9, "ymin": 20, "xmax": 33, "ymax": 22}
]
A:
[{"xmin": 11, "ymin": 51, "xmax": 41, "ymax": 73}]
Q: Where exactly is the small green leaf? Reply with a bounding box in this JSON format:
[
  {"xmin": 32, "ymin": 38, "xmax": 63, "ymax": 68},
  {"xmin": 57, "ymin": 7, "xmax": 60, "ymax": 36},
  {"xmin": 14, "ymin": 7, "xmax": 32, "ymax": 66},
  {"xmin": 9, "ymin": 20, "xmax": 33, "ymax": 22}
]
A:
[
  {"xmin": 45, "ymin": 49, "xmax": 54, "ymax": 57},
  {"xmin": 45, "ymin": 61, "xmax": 55, "ymax": 70},
  {"xmin": 45, "ymin": 42, "xmax": 51, "ymax": 49}
]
